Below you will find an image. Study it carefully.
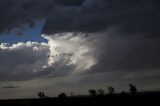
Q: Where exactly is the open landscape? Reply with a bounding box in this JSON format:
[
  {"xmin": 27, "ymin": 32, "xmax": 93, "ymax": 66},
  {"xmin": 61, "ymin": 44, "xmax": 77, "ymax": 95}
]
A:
[
  {"xmin": 0, "ymin": 91, "xmax": 160, "ymax": 105},
  {"xmin": 0, "ymin": 0, "xmax": 160, "ymax": 105}
]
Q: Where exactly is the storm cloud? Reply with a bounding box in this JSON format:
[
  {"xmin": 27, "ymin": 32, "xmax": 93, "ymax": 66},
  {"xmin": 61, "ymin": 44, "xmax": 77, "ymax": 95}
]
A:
[
  {"xmin": 43, "ymin": 0, "xmax": 160, "ymax": 37},
  {"xmin": 0, "ymin": 32, "xmax": 160, "ymax": 81},
  {"xmin": 0, "ymin": 0, "xmax": 160, "ymax": 99},
  {"xmin": 0, "ymin": 33, "xmax": 102, "ymax": 81},
  {"xmin": 0, "ymin": 0, "xmax": 159, "ymax": 38},
  {"xmin": 0, "ymin": 0, "xmax": 85, "ymax": 34}
]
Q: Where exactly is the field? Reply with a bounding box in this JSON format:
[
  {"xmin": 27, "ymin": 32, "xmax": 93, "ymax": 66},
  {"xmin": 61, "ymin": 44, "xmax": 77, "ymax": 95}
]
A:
[{"xmin": 0, "ymin": 91, "xmax": 159, "ymax": 105}]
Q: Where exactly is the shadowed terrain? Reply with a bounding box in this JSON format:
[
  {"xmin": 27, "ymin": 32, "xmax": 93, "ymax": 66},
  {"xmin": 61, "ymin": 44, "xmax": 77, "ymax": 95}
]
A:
[{"xmin": 0, "ymin": 91, "xmax": 159, "ymax": 105}]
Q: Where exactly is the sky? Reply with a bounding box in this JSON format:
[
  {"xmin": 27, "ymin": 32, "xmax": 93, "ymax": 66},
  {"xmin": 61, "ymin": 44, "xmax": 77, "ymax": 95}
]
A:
[{"xmin": 0, "ymin": 0, "xmax": 160, "ymax": 99}]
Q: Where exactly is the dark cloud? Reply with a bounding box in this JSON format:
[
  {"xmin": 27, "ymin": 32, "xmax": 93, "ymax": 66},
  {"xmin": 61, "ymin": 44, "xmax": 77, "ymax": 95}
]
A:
[
  {"xmin": 43, "ymin": 0, "xmax": 160, "ymax": 38},
  {"xmin": 0, "ymin": 0, "xmax": 54, "ymax": 33},
  {"xmin": 90, "ymin": 34, "xmax": 160, "ymax": 73},
  {"xmin": 54, "ymin": 0, "xmax": 85, "ymax": 6},
  {"xmin": 2, "ymin": 85, "xmax": 20, "ymax": 89},
  {"xmin": 0, "ymin": 0, "xmax": 84, "ymax": 34},
  {"xmin": 0, "ymin": 42, "xmax": 50, "ymax": 81},
  {"xmin": 0, "ymin": 0, "xmax": 159, "ymax": 37}
]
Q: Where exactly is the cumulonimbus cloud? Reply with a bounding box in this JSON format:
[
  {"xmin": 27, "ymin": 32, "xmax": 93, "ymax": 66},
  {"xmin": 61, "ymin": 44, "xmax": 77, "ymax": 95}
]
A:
[
  {"xmin": 42, "ymin": 33, "xmax": 100, "ymax": 74},
  {"xmin": 0, "ymin": 32, "xmax": 103, "ymax": 81}
]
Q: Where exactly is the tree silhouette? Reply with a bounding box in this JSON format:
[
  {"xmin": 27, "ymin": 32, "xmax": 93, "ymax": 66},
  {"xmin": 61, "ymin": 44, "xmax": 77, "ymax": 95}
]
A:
[
  {"xmin": 88, "ymin": 89, "xmax": 97, "ymax": 96},
  {"xmin": 98, "ymin": 89, "xmax": 105, "ymax": 96},
  {"xmin": 129, "ymin": 84, "xmax": 137, "ymax": 95},
  {"xmin": 38, "ymin": 92, "xmax": 45, "ymax": 98},
  {"xmin": 58, "ymin": 93, "xmax": 67, "ymax": 98},
  {"xmin": 121, "ymin": 91, "xmax": 128, "ymax": 96},
  {"xmin": 108, "ymin": 86, "xmax": 115, "ymax": 94}
]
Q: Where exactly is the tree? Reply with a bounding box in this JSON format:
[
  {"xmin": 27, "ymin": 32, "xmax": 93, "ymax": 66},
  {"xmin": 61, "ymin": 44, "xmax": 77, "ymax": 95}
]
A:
[
  {"xmin": 38, "ymin": 92, "xmax": 45, "ymax": 98},
  {"xmin": 58, "ymin": 93, "xmax": 67, "ymax": 98},
  {"xmin": 121, "ymin": 91, "xmax": 128, "ymax": 96},
  {"xmin": 108, "ymin": 86, "xmax": 115, "ymax": 94},
  {"xmin": 129, "ymin": 84, "xmax": 137, "ymax": 95},
  {"xmin": 98, "ymin": 89, "xmax": 105, "ymax": 96},
  {"xmin": 88, "ymin": 89, "xmax": 97, "ymax": 96}
]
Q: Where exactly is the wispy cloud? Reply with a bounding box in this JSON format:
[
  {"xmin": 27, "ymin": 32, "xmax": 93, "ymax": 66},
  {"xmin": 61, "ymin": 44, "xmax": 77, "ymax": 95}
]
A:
[{"xmin": 2, "ymin": 85, "xmax": 20, "ymax": 89}]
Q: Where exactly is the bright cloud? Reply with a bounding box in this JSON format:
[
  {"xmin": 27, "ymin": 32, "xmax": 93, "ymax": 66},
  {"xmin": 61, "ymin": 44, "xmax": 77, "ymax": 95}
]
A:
[
  {"xmin": 42, "ymin": 32, "xmax": 98, "ymax": 74},
  {"xmin": 0, "ymin": 32, "xmax": 101, "ymax": 81}
]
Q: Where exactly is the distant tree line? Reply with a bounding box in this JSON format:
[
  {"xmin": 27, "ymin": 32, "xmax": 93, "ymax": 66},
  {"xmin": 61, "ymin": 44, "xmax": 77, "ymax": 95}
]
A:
[
  {"xmin": 38, "ymin": 84, "xmax": 138, "ymax": 98},
  {"xmin": 88, "ymin": 84, "xmax": 137, "ymax": 96}
]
